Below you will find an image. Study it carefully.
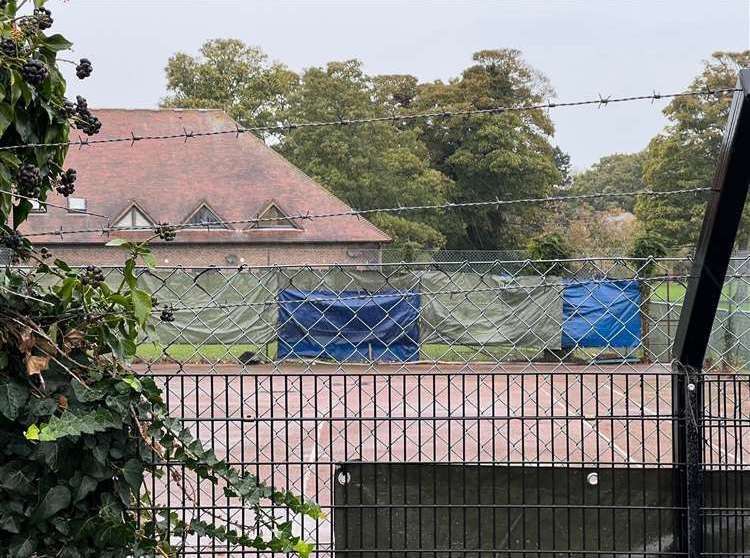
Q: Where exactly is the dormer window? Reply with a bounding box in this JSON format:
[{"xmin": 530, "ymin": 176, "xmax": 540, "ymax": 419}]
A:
[
  {"xmin": 113, "ymin": 204, "xmax": 153, "ymax": 229},
  {"xmin": 67, "ymin": 197, "xmax": 87, "ymax": 213},
  {"xmin": 249, "ymin": 202, "xmax": 299, "ymax": 230},
  {"xmin": 185, "ymin": 203, "xmax": 228, "ymax": 229}
]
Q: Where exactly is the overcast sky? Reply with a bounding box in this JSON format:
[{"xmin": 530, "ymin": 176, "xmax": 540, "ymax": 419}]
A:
[{"xmin": 53, "ymin": 0, "xmax": 749, "ymax": 170}]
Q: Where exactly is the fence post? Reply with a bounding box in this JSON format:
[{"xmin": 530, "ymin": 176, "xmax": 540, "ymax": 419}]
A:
[{"xmin": 672, "ymin": 70, "xmax": 750, "ymax": 558}]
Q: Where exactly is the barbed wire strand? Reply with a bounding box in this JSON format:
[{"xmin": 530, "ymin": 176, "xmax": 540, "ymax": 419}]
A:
[
  {"xmin": 22, "ymin": 186, "xmax": 711, "ymax": 239},
  {"xmin": 0, "ymin": 188, "xmax": 111, "ymax": 220},
  {"xmin": 0, "ymin": 88, "xmax": 740, "ymax": 154}
]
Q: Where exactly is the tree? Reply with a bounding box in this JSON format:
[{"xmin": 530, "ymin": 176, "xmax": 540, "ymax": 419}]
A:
[
  {"xmin": 409, "ymin": 49, "xmax": 561, "ymax": 250},
  {"xmin": 277, "ymin": 60, "xmax": 453, "ymax": 250},
  {"xmin": 636, "ymin": 51, "xmax": 750, "ymax": 249},
  {"xmin": 572, "ymin": 151, "xmax": 646, "ymax": 212},
  {"xmin": 162, "ymin": 39, "xmax": 297, "ymax": 135}
]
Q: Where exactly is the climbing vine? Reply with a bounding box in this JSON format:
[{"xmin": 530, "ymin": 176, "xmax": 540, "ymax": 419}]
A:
[{"xmin": 0, "ymin": 2, "xmax": 320, "ymax": 557}]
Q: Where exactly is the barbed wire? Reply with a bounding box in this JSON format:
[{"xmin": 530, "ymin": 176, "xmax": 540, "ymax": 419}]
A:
[
  {"xmin": 0, "ymin": 188, "xmax": 111, "ymax": 220},
  {"xmin": 0, "ymin": 88, "xmax": 740, "ymax": 154},
  {"xmin": 22, "ymin": 186, "xmax": 711, "ymax": 239}
]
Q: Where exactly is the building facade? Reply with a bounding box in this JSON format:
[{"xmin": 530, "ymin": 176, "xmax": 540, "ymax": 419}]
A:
[{"xmin": 20, "ymin": 109, "xmax": 389, "ymax": 267}]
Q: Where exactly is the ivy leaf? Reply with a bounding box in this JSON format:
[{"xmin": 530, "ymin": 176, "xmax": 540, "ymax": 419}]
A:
[
  {"xmin": 293, "ymin": 539, "xmax": 314, "ymax": 558},
  {"xmin": 141, "ymin": 251, "xmax": 157, "ymax": 268},
  {"xmin": 30, "ymin": 409, "xmax": 121, "ymax": 441},
  {"xmin": 31, "ymin": 485, "xmax": 71, "ymax": 521},
  {"xmin": 121, "ymin": 458, "xmax": 144, "ymax": 490},
  {"xmin": 0, "ymin": 103, "xmax": 14, "ymax": 137},
  {"xmin": 39, "ymin": 34, "xmax": 73, "ymax": 53},
  {"xmin": 0, "ymin": 380, "xmax": 28, "ymax": 420},
  {"xmin": 131, "ymin": 288, "xmax": 152, "ymax": 326},
  {"xmin": 105, "ymin": 238, "xmax": 128, "ymax": 247},
  {"xmin": 121, "ymin": 375, "xmax": 142, "ymax": 392}
]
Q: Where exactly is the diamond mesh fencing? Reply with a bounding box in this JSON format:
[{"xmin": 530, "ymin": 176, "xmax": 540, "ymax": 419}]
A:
[{"xmin": 42, "ymin": 256, "xmax": 750, "ymax": 556}]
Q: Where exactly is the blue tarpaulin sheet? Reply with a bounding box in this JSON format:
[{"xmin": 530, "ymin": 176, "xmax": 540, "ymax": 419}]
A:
[
  {"xmin": 277, "ymin": 289, "xmax": 421, "ymax": 362},
  {"xmin": 562, "ymin": 280, "xmax": 641, "ymax": 348}
]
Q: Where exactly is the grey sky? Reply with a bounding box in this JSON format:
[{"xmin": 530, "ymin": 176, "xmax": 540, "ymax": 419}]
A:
[{"xmin": 54, "ymin": 0, "xmax": 749, "ymax": 170}]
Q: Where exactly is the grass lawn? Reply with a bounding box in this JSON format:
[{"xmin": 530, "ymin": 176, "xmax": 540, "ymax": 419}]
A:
[{"xmin": 651, "ymin": 282, "xmax": 750, "ymax": 310}]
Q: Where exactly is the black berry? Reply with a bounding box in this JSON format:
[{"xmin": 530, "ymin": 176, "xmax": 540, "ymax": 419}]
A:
[
  {"xmin": 33, "ymin": 7, "xmax": 53, "ymax": 30},
  {"xmin": 73, "ymin": 96, "xmax": 101, "ymax": 135},
  {"xmin": 2, "ymin": 230, "xmax": 23, "ymax": 251},
  {"xmin": 61, "ymin": 99, "xmax": 76, "ymax": 118},
  {"xmin": 56, "ymin": 168, "xmax": 77, "ymax": 196},
  {"xmin": 81, "ymin": 265, "xmax": 105, "ymax": 287},
  {"xmin": 160, "ymin": 306, "xmax": 175, "ymax": 323},
  {"xmin": 16, "ymin": 163, "xmax": 41, "ymax": 193},
  {"xmin": 0, "ymin": 38, "xmax": 17, "ymax": 58},
  {"xmin": 75, "ymin": 58, "xmax": 92, "ymax": 79},
  {"xmin": 21, "ymin": 59, "xmax": 48, "ymax": 87},
  {"xmin": 155, "ymin": 223, "xmax": 177, "ymax": 242}
]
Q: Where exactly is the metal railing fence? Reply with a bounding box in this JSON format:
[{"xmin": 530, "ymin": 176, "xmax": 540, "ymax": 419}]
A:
[{"xmin": 28, "ymin": 256, "xmax": 750, "ymax": 556}]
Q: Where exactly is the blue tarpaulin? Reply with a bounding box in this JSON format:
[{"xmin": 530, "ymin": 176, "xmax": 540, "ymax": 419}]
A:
[
  {"xmin": 562, "ymin": 280, "xmax": 641, "ymax": 348},
  {"xmin": 277, "ymin": 289, "xmax": 421, "ymax": 362}
]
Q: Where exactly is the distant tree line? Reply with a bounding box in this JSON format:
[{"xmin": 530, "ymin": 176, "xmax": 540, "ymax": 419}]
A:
[{"xmin": 162, "ymin": 41, "xmax": 750, "ymax": 257}]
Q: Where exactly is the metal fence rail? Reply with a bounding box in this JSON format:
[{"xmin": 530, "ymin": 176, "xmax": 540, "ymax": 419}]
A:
[{"xmin": 41, "ymin": 255, "xmax": 744, "ymax": 556}]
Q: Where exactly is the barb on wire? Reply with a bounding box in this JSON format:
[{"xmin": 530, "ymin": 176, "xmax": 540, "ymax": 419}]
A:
[
  {"xmin": 21, "ymin": 186, "xmax": 711, "ymax": 239},
  {"xmin": 0, "ymin": 88, "xmax": 739, "ymax": 153},
  {"xmin": 0, "ymin": 188, "xmax": 110, "ymax": 220}
]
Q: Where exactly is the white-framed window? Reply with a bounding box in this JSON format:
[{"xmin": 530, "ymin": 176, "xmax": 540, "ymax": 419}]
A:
[
  {"xmin": 252, "ymin": 203, "xmax": 298, "ymax": 230},
  {"xmin": 67, "ymin": 197, "xmax": 87, "ymax": 213},
  {"xmin": 30, "ymin": 199, "xmax": 47, "ymax": 213},
  {"xmin": 114, "ymin": 206, "xmax": 153, "ymax": 229},
  {"xmin": 186, "ymin": 204, "xmax": 228, "ymax": 229}
]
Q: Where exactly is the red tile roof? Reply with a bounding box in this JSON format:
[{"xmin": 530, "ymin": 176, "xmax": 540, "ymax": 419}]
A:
[{"xmin": 20, "ymin": 109, "xmax": 390, "ymax": 245}]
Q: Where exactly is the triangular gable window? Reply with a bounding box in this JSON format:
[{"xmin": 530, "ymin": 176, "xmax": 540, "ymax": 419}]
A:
[
  {"xmin": 114, "ymin": 205, "xmax": 153, "ymax": 229},
  {"xmin": 251, "ymin": 203, "xmax": 298, "ymax": 230},
  {"xmin": 186, "ymin": 204, "xmax": 228, "ymax": 229}
]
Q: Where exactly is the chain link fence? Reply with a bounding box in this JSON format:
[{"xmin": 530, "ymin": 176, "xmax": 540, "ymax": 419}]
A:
[{"xmin": 32, "ymin": 256, "xmax": 750, "ymax": 555}]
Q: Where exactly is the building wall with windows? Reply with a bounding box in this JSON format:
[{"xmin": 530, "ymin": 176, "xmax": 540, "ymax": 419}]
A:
[
  {"xmin": 42, "ymin": 242, "xmax": 384, "ymax": 268},
  {"xmin": 19, "ymin": 109, "xmax": 390, "ymax": 265}
]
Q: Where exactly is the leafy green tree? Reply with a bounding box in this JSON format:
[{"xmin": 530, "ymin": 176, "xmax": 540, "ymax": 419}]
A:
[
  {"xmin": 572, "ymin": 151, "xmax": 646, "ymax": 212},
  {"xmin": 278, "ymin": 60, "xmax": 453, "ymax": 250},
  {"xmin": 162, "ymin": 39, "xmax": 297, "ymax": 136},
  {"xmin": 409, "ymin": 49, "xmax": 561, "ymax": 250},
  {"xmin": 636, "ymin": 51, "xmax": 750, "ymax": 249}
]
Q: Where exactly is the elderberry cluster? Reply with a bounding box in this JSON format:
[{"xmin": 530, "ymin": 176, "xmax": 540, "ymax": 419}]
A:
[
  {"xmin": 80, "ymin": 265, "xmax": 105, "ymax": 287},
  {"xmin": 160, "ymin": 305, "xmax": 175, "ymax": 323},
  {"xmin": 33, "ymin": 7, "xmax": 53, "ymax": 30},
  {"xmin": 21, "ymin": 59, "xmax": 48, "ymax": 87},
  {"xmin": 56, "ymin": 168, "xmax": 77, "ymax": 197},
  {"xmin": 75, "ymin": 58, "xmax": 92, "ymax": 79},
  {"xmin": 16, "ymin": 163, "xmax": 41, "ymax": 195},
  {"xmin": 73, "ymin": 95, "xmax": 101, "ymax": 136},
  {"xmin": 155, "ymin": 223, "xmax": 177, "ymax": 242}
]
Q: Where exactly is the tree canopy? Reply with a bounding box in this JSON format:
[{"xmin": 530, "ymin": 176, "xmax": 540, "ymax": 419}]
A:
[
  {"xmin": 572, "ymin": 152, "xmax": 646, "ymax": 213},
  {"xmin": 636, "ymin": 50, "xmax": 750, "ymax": 249},
  {"xmin": 162, "ymin": 43, "xmax": 561, "ymax": 251}
]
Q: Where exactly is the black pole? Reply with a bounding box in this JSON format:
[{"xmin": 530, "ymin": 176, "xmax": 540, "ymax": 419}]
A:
[{"xmin": 672, "ymin": 69, "xmax": 750, "ymax": 558}]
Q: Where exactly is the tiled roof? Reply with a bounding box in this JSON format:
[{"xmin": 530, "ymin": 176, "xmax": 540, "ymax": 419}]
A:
[{"xmin": 20, "ymin": 109, "xmax": 390, "ymax": 245}]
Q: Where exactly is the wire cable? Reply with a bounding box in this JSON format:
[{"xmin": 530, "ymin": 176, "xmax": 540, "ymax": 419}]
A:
[
  {"xmin": 21, "ymin": 186, "xmax": 712, "ymax": 239},
  {"xmin": 0, "ymin": 88, "xmax": 739, "ymax": 153}
]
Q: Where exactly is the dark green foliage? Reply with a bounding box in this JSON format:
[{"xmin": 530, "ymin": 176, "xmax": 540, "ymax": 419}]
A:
[
  {"xmin": 527, "ymin": 232, "xmax": 571, "ymax": 274},
  {"xmin": 630, "ymin": 232, "xmax": 668, "ymax": 276},
  {"xmin": 636, "ymin": 51, "xmax": 750, "ymax": 249},
  {"xmin": 0, "ymin": 3, "xmax": 318, "ymax": 557}
]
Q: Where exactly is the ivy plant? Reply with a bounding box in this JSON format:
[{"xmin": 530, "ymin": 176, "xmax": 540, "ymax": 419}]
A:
[{"xmin": 0, "ymin": 2, "xmax": 320, "ymax": 557}]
